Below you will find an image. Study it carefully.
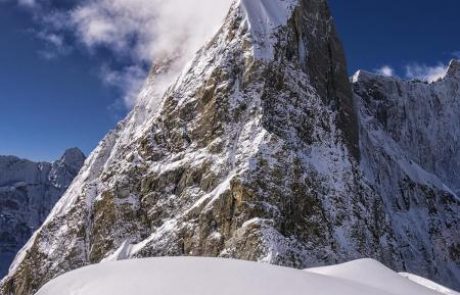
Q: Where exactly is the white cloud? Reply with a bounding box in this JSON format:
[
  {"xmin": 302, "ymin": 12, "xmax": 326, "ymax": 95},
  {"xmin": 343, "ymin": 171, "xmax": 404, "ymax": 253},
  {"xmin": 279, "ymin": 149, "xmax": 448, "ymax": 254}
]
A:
[
  {"xmin": 5, "ymin": 0, "xmax": 232, "ymax": 109},
  {"xmin": 18, "ymin": 0, "xmax": 35, "ymax": 7},
  {"xmin": 101, "ymin": 65, "xmax": 148, "ymax": 108},
  {"xmin": 36, "ymin": 31, "xmax": 65, "ymax": 48},
  {"xmin": 69, "ymin": 0, "xmax": 231, "ymax": 64},
  {"xmin": 34, "ymin": 29, "xmax": 73, "ymax": 60},
  {"xmin": 375, "ymin": 65, "xmax": 394, "ymax": 77},
  {"xmin": 66, "ymin": 0, "xmax": 232, "ymax": 108},
  {"xmin": 0, "ymin": 0, "xmax": 37, "ymax": 7},
  {"xmin": 405, "ymin": 63, "xmax": 449, "ymax": 83}
]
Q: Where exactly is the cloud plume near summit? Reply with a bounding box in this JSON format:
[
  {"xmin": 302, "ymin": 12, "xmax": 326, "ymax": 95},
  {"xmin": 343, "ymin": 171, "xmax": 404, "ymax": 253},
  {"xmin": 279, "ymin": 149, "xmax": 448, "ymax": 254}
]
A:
[
  {"xmin": 71, "ymin": 0, "xmax": 231, "ymax": 64},
  {"xmin": 81, "ymin": 0, "xmax": 232, "ymax": 106},
  {"xmin": 8, "ymin": 0, "xmax": 232, "ymax": 108},
  {"xmin": 71, "ymin": 0, "xmax": 231, "ymax": 107}
]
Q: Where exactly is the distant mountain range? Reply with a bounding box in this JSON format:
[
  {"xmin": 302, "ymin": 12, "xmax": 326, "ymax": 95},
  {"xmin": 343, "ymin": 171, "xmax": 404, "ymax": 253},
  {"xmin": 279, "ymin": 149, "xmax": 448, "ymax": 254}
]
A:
[{"xmin": 0, "ymin": 148, "xmax": 85, "ymax": 278}]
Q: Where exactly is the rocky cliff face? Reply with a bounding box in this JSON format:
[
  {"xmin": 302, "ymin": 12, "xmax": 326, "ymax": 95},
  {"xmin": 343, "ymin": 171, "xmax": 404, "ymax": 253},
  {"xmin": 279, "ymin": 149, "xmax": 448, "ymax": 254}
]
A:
[
  {"xmin": 1, "ymin": 0, "xmax": 459, "ymax": 294},
  {"xmin": 354, "ymin": 60, "xmax": 460, "ymax": 196},
  {"xmin": 0, "ymin": 148, "xmax": 85, "ymax": 279},
  {"xmin": 353, "ymin": 61, "xmax": 460, "ymax": 289}
]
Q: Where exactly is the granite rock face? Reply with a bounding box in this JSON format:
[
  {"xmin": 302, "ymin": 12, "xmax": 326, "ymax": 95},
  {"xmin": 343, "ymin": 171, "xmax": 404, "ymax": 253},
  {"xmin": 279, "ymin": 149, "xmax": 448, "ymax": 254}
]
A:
[
  {"xmin": 1, "ymin": 1, "xmax": 459, "ymax": 294},
  {"xmin": 0, "ymin": 148, "xmax": 85, "ymax": 279}
]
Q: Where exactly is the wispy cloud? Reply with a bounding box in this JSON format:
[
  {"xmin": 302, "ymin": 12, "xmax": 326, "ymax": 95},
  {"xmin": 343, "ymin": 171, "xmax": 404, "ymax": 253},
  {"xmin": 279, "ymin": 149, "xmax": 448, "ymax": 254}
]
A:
[
  {"xmin": 70, "ymin": 0, "xmax": 231, "ymax": 108},
  {"xmin": 405, "ymin": 63, "xmax": 449, "ymax": 83},
  {"xmin": 0, "ymin": 0, "xmax": 37, "ymax": 8},
  {"xmin": 372, "ymin": 61, "xmax": 452, "ymax": 83},
  {"xmin": 68, "ymin": 0, "xmax": 231, "ymax": 66},
  {"xmin": 35, "ymin": 31, "xmax": 73, "ymax": 59},
  {"xmin": 18, "ymin": 0, "xmax": 35, "ymax": 7},
  {"xmin": 375, "ymin": 65, "xmax": 394, "ymax": 77},
  {"xmin": 453, "ymin": 51, "xmax": 460, "ymax": 59},
  {"xmin": 101, "ymin": 64, "xmax": 148, "ymax": 108},
  {"xmin": 3, "ymin": 0, "xmax": 232, "ymax": 109}
]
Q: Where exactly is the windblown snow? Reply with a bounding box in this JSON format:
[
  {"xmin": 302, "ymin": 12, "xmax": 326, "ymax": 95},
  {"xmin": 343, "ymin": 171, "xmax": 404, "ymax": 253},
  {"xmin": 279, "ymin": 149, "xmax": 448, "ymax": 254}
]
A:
[
  {"xmin": 239, "ymin": 0, "xmax": 297, "ymax": 59},
  {"xmin": 36, "ymin": 258, "xmax": 458, "ymax": 295}
]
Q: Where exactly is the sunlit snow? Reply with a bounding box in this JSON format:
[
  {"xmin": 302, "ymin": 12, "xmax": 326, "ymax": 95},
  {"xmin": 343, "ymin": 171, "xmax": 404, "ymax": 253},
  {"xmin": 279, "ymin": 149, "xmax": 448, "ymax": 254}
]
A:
[{"xmin": 36, "ymin": 257, "xmax": 458, "ymax": 295}]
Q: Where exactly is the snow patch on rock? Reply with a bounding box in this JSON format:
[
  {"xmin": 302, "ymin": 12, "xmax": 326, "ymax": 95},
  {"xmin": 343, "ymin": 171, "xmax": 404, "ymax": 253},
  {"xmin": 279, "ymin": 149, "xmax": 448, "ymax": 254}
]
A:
[{"xmin": 238, "ymin": 0, "xmax": 297, "ymax": 60}]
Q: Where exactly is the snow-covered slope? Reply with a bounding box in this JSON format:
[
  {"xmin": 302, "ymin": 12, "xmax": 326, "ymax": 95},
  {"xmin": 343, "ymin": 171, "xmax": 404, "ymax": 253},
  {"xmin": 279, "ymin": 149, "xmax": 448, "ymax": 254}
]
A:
[
  {"xmin": 399, "ymin": 273, "xmax": 460, "ymax": 295},
  {"xmin": 1, "ymin": 0, "xmax": 459, "ymax": 294},
  {"xmin": 0, "ymin": 148, "xmax": 85, "ymax": 279},
  {"xmin": 35, "ymin": 257, "xmax": 456, "ymax": 295},
  {"xmin": 307, "ymin": 259, "xmax": 460, "ymax": 295}
]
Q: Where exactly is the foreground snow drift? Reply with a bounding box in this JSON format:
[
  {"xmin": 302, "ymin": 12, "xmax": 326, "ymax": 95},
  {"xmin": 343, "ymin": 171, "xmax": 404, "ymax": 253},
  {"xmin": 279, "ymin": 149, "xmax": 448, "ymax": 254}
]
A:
[
  {"xmin": 399, "ymin": 273, "xmax": 460, "ymax": 295},
  {"xmin": 36, "ymin": 258, "xmax": 458, "ymax": 295},
  {"xmin": 305, "ymin": 259, "xmax": 459, "ymax": 295}
]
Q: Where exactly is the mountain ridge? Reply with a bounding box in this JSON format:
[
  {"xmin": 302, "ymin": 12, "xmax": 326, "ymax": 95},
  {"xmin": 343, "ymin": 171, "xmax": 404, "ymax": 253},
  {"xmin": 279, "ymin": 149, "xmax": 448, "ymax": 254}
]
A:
[{"xmin": 0, "ymin": 148, "xmax": 86, "ymax": 279}]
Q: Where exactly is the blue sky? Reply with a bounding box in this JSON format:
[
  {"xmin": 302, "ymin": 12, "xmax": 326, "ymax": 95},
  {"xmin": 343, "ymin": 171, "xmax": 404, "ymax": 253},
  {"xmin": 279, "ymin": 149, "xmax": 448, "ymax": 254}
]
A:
[
  {"xmin": 329, "ymin": 0, "xmax": 460, "ymax": 75},
  {"xmin": 0, "ymin": 0, "xmax": 459, "ymax": 161},
  {"xmin": 0, "ymin": 3, "xmax": 125, "ymax": 161}
]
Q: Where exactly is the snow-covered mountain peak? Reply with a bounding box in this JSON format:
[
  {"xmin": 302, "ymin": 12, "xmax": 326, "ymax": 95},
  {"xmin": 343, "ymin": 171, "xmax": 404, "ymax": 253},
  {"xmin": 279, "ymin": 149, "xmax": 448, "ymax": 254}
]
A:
[{"xmin": 58, "ymin": 148, "xmax": 86, "ymax": 169}]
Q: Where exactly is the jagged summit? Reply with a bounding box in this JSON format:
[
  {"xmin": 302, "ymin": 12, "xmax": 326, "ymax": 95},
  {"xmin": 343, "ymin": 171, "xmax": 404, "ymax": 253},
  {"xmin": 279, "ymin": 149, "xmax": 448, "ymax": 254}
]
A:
[
  {"xmin": 60, "ymin": 147, "xmax": 85, "ymax": 162},
  {"xmin": 57, "ymin": 148, "xmax": 86, "ymax": 173}
]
